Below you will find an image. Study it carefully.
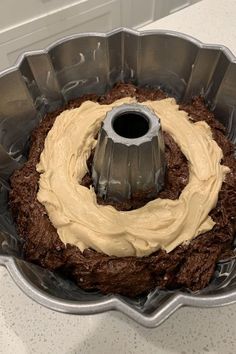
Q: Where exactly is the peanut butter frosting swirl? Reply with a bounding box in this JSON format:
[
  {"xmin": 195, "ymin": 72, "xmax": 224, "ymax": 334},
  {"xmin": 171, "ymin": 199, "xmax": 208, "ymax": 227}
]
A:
[{"xmin": 37, "ymin": 97, "xmax": 229, "ymax": 257}]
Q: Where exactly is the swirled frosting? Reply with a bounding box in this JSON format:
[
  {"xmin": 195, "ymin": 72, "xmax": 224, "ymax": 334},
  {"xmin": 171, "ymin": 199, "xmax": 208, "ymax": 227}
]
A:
[{"xmin": 36, "ymin": 97, "xmax": 229, "ymax": 257}]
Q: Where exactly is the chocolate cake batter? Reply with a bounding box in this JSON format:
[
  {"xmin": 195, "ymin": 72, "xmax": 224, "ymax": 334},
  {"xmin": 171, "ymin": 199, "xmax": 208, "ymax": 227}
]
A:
[{"xmin": 9, "ymin": 83, "xmax": 236, "ymax": 297}]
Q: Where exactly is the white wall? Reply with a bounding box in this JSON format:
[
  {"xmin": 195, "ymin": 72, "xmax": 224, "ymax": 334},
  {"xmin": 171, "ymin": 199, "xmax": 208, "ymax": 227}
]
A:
[{"xmin": 0, "ymin": 0, "xmax": 201, "ymax": 70}]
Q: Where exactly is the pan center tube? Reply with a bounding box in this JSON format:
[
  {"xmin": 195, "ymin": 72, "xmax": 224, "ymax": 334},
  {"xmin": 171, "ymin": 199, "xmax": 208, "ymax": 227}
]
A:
[{"xmin": 92, "ymin": 104, "xmax": 166, "ymax": 202}]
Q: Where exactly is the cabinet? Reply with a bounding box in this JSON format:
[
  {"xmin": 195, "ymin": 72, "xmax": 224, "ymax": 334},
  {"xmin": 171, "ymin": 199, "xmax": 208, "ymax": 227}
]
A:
[
  {"xmin": 0, "ymin": 0, "xmax": 201, "ymax": 70},
  {"xmin": 155, "ymin": 0, "xmax": 200, "ymax": 19}
]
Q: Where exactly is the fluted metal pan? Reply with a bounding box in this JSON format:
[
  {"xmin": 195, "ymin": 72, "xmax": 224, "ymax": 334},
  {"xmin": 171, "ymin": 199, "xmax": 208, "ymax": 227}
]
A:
[{"xmin": 0, "ymin": 28, "xmax": 236, "ymax": 328}]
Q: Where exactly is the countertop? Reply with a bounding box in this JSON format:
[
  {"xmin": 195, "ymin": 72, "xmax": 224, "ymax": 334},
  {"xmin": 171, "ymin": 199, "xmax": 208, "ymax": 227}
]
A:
[
  {"xmin": 142, "ymin": 0, "xmax": 236, "ymax": 56},
  {"xmin": 1, "ymin": 0, "xmax": 236, "ymax": 353}
]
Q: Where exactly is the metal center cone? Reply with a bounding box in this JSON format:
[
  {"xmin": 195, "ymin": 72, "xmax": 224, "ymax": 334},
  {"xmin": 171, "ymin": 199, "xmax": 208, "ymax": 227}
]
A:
[{"xmin": 92, "ymin": 104, "xmax": 166, "ymax": 202}]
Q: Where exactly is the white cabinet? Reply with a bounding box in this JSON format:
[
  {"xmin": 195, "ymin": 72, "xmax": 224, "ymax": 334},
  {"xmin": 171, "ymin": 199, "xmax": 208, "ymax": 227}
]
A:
[
  {"xmin": 0, "ymin": 0, "xmax": 201, "ymax": 70},
  {"xmin": 155, "ymin": 0, "xmax": 200, "ymax": 19},
  {"xmin": 0, "ymin": 1, "xmax": 81, "ymax": 30},
  {"xmin": 122, "ymin": 0, "xmax": 200, "ymax": 28},
  {"xmin": 121, "ymin": 0, "xmax": 156, "ymax": 28},
  {"xmin": 0, "ymin": 0, "xmax": 121, "ymax": 70}
]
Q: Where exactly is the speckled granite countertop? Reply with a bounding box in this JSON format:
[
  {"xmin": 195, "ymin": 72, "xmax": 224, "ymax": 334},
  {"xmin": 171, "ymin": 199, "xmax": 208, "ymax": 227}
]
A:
[{"xmin": 1, "ymin": 0, "xmax": 236, "ymax": 353}]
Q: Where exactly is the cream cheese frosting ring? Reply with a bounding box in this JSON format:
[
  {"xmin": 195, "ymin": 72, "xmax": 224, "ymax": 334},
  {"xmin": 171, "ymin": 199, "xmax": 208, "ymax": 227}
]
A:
[{"xmin": 36, "ymin": 97, "xmax": 229, "ymax": 257}]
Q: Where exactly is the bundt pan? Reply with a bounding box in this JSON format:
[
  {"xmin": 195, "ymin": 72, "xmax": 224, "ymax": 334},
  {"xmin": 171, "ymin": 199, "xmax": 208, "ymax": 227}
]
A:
[{"xmin": 0, "ymin": 28, "xmax": 236, "ymax": 327}]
